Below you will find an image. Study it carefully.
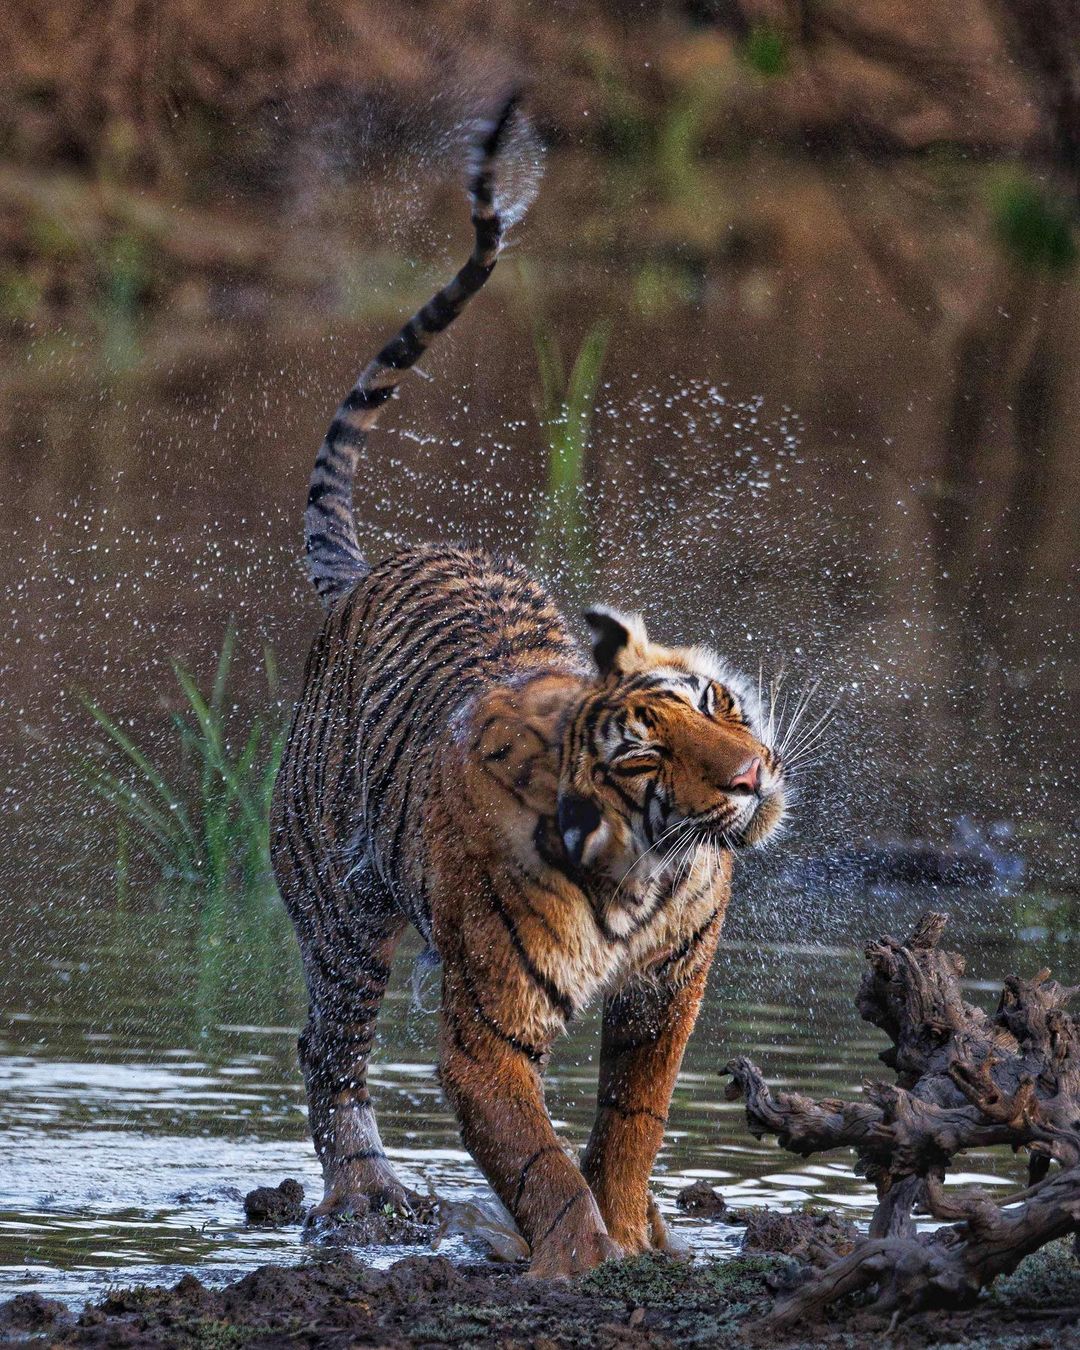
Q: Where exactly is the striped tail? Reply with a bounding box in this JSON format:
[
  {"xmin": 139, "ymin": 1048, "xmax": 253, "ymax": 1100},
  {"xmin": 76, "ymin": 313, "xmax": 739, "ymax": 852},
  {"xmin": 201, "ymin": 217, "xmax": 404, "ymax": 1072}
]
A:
[{"xmin": 304, "ymin": 92, "xmax": 525, "ymax": 606}]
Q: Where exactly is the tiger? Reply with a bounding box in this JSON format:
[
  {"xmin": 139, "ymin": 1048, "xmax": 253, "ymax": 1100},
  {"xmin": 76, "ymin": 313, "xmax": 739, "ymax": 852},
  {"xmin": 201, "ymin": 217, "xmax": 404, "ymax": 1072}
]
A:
[{"xmin": 270, "ymin": 92, "xmax": 788, "ymax": 1279}]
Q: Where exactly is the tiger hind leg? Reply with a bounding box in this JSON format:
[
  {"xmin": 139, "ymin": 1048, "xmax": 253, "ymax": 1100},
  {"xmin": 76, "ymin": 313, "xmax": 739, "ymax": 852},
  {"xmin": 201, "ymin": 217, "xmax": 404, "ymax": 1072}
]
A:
[{"xmin": 278, "ymin": 847, "xmax": 420, "ymax": 1224}]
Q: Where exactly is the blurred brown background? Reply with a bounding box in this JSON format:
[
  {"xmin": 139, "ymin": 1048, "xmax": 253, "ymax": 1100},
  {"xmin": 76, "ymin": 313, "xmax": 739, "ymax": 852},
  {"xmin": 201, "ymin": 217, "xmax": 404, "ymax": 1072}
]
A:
[{"xmin": 2, "ymin": 0, "xmax": 1078, "ymax": 876}]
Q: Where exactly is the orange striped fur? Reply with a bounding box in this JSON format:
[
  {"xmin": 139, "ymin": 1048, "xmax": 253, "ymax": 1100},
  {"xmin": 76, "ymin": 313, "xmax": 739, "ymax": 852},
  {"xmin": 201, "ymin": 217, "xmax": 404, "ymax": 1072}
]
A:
[{"xmin": 272, "ymin": 97, "xmax": 787, "ymax": 1277}]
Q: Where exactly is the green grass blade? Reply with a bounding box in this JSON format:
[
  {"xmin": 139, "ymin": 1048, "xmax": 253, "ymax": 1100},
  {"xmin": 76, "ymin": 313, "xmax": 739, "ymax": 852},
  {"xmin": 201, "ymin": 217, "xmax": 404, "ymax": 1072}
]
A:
[
  {"xmin": 211, "ymin": 624, "xmax": 236, "ymax": 715},
  {"xmin": 79, "ymin": 696, "xmax": 200, "ymax": 855},
  {"xmin": 173, "ymin": 664, "xmax": 265, "ymax": 835},
  {"xmin": 78, "ymin": 767, "xmax": 195, "ymax": 876},
  {"xmin": 79, "ymin": 630, "xmax": 283, "ymax": 894},
  {"xmin": 262, "ymin": 643, "xmax": 279, "ymax": 700},
  {"xmin": 564, "ymin": 320, "xmax": 610, "ymax": 456}
]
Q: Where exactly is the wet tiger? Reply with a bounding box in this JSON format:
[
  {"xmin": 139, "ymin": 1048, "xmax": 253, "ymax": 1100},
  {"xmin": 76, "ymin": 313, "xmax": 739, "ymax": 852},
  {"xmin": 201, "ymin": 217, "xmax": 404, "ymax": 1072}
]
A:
[{"xmin": 271, "ymin": 93, "xmax": 788, "ymax": 1278}]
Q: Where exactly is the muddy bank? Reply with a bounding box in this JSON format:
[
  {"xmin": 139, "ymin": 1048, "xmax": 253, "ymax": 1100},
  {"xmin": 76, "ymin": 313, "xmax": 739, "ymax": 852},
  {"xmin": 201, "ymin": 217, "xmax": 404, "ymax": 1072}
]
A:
[
  {"xmin": 0, "ymin": 0, "xmax": 1053, "ymax": 188},
  {"xmin": 3, "ymin": 1237, "xmax": 1079, "ymax": 1348}
]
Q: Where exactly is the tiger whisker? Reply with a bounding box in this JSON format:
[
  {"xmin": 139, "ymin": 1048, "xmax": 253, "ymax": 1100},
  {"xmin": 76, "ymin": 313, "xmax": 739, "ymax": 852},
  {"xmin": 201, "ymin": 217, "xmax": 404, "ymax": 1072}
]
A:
[
  {"xmin": 784, "ymin": 726, "xmax": 836, "ymax": 763},
  {"xmin": 672, "ymin": 833, "xmax": 702, "ymax": 892},
  {"xmin": 774, "ymin": 688, "xmax": 792, "ymax": 756},
  {"xmin": 781, "ymin": 722, "xmax": 836, "ymax": 770},
  {"xmin": 780, "ymin": 696, "xmax": 839, "ymax": 763},
  {"xmin": 608, "ymin": 818, "xmax": 695, "ymax": 909},
  {"xmin": 776, "ymin": 684, "xmax": 813, "ymax": 751},
  {"xmin": 766, "ymin": 671, "xmax": 782, "ymax": 747},
  {"xmin": 781, "ymin": 753, "xmax": 826, "ymax": 783},
  {"xmin": 776, "ymin": 678, "xmax": 821, "ymax": 758}
]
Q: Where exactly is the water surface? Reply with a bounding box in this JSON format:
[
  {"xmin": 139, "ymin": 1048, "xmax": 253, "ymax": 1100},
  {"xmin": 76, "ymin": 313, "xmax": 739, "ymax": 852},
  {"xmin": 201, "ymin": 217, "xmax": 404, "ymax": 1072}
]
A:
[{"xmin": 2, "ymin": 144, "xmax": 1077, "ymax": 1304}]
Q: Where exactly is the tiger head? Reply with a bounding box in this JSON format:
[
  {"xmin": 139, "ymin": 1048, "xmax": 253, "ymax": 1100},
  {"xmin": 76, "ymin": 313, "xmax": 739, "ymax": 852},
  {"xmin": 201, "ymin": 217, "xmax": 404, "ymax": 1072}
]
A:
[{"xmin": 556, "ymin": 607, "xmax": 786, "ymax": 882}]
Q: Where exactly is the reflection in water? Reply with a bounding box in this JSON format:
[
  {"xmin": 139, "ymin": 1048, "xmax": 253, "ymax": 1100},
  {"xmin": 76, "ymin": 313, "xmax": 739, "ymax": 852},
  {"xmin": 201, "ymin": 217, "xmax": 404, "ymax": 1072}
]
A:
[
  {"xmin": 1, "ymin": 895, "xmax": 1071, "ymax": 1302},
  {"xmin": 1, "ymin": 145, "xmax": 1078, "ymax": 1302}
]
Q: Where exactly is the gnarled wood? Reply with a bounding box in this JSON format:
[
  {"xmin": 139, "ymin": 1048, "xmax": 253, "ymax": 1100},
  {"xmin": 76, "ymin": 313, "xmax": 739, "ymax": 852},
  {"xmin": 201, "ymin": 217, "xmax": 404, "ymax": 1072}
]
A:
[{"xmin": 723, "ymin": 912, "xmax": 1080, "ymax": 1324}]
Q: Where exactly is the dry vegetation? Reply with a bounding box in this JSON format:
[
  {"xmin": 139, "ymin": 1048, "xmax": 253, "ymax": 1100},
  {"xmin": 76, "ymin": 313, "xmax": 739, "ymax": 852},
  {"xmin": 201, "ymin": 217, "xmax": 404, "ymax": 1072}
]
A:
[
  {"xmin": 725, "ymin": 912, "xmax": 1080, "ymax": 1328},
  {"xmin": 1, "ymin": 0, "xmax": 1067, "ymax": 190},
  {"xmin": 1, "ymin": 0, "xmax": 1076, "ymax": 339}
]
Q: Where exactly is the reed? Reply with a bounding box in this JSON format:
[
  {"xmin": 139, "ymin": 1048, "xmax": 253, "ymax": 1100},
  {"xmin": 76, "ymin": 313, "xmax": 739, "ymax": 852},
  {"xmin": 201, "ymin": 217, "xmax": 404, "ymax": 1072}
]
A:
[
  {"xmin": 77, "ymin": 626, "xmax": 285, "ymax": 895},
  {"xmin": 531, "ymin": 313, "xmax": 610, "ymax": 598}
]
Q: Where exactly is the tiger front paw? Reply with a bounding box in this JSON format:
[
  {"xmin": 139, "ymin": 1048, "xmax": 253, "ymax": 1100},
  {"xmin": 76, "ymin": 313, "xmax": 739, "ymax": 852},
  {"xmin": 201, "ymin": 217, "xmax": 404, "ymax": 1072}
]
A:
[
  {"xmin": 526, "ymin": 1191, "xmax": 623, "ymax": 1279},
  {"xmin": 645, "ymin": 1193, "xmax": 690, "ymax": 1258}
]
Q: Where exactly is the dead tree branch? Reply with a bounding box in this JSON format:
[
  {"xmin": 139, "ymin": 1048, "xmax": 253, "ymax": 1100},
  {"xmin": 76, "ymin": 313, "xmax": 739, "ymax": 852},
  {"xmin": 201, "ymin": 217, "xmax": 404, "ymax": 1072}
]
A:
[{"xmin": 723, "ymin": 911, "xmax": 1080, "ymax": 1324}]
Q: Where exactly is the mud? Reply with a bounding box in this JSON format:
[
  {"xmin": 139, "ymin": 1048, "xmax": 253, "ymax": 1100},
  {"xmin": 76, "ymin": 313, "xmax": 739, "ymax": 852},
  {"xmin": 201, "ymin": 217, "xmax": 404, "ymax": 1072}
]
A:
[
  {"xmin": 4, "ymin": 1236, "xmax": 1079, "ymax": 1348},
  {"xmin": 243, "ymin": 1180, "xmax": 306, "ymax": 1228},
  {"xmin": 674, "ymin": 1181, "xmax": 745, "ymax": 1222},
  {"xmin": 740, "ymin": 1209, "xmax": 859, "ymax": 1263}
]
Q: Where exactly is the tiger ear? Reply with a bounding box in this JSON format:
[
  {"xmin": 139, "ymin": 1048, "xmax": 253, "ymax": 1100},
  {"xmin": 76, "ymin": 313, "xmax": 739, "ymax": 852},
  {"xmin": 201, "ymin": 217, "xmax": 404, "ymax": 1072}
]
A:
[
  {"xmin": 583, "ymin": 606, "xmax": 649, "ymax": 677},
  {"xmin": 556, "ymin": 790, "xmax": 607, "ymax": 869}
]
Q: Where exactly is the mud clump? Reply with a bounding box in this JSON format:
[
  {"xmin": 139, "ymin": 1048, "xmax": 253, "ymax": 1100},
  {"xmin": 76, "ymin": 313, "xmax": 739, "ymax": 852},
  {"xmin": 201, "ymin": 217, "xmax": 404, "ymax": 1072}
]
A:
[
  {"xmin": 674, "ymin": 1181, "xmax": 748, "ymax": 1222},
  {"xmin": 0, "ymin": 1291, "xmax": 68, "ymax": 1332},
  {"xmin": 242, "ymin": 1178, "xmax": 305, "ymax": 1226},
  {"xmin": 311, "ymin": 1207, "xmax": 439, "ymax": 1248},
  {"xmin": 741, "ymin": 1209, "xmax": 858, "ymax": 1263},
  {"xmin": 0, "ymin": 1252, "xmax": 786, "ymax": 1349}
]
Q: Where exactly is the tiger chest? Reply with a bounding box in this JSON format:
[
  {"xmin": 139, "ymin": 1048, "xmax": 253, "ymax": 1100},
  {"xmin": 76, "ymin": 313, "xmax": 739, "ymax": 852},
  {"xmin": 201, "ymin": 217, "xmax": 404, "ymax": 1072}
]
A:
[{"xmin": 537, "ymin": 853, "xmax": 730, "ymax": 1024}]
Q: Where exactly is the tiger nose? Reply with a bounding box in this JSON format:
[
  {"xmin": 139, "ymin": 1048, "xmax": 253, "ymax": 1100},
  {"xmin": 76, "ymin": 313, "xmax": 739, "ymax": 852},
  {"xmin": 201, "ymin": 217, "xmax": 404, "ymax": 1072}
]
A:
[{"xmin": 727, "ymin": 757, "xmax": 762, "ymax": 793}]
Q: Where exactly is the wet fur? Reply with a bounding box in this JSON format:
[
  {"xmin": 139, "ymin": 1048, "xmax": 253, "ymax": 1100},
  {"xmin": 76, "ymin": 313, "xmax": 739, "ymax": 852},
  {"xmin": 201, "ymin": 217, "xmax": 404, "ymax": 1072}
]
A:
[{"xmin": 272, "ymin": 97, "xmax": 787, "ymax": 1276}]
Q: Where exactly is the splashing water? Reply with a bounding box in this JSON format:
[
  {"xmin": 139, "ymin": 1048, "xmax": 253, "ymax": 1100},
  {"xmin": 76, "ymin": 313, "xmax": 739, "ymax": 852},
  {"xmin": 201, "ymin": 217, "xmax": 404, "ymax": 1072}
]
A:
[{"xmin": 2, "ymin": 127, "xmax": 1078, "ymax": 1304}]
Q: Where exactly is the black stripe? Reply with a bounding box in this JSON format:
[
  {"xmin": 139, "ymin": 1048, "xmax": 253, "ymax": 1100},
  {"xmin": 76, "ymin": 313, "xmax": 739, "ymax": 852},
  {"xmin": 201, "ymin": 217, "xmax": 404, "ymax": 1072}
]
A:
[
  {"xmin": 420, "ymin": 290, "xmax": 460, "ymax": 333},
  {"xmin": 458, "ymin": 257, "xmax": 494, "ymax": 292},
  {"xmin": 341, "ymin": 385, "xmax": 394, "ymax": 413},
  {"xmin": 364, "ymin": 652, "xmax": 484, "ymax": 815},
  {"xmin": 364, "ymin": 655, "xmax": 482, "ymax": 820},
  {"xmin": 457, "ymin": 963, "xmax": 545, "ymax": 1063},
  {"xmin": 513, "ymin": 1146, "xmax": 562, "ymax": 1210},
  {"xmin": 536, "ymin": 1188, "xmax": 590, "ymax": 1246},
  {"xmin": 473, "ymin": 216, "xmax": 501, "ymax": 252},
  {"xmin": 603, "ymin": 1032, "xmax": 660, "ymax": 1056},
  {"xmin": 594, "ymin": 767, "xmax": 642, "ymax": 815},
  {"xmin": 442, "ymin": 1004, "xmax": 479, "ymax": 1064},
  {"xmin": 484, "ymin": 873, "xmax": 575, "ymax": 1021},
  {"xmin": 360, "ymin": 609, "xmax": 468, "ymax": 719},
  {"xmin": 654, "ymin": 908, "xmax": 720, "ymax": 978},
  {"xmin": 324, "ymin": 416, "xmax": 368, "ymax": 449},
  {"xmin": 305, "ymin": 529, "xmax": 350, "ymax": 559},
  {"xmin": 377, "ymin": 322, "xmax": 425, "ymax": 370},
  {"xmin": 597, "ymin": 1098, "xmax": 667, "ymax": 1126}
]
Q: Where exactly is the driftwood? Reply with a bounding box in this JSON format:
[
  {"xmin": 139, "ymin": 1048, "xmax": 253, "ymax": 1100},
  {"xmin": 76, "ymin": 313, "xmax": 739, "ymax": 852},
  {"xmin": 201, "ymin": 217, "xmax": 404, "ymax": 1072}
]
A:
[{"xmin": 723, "ymin": 911, "xmax": 1080, "ymax": 1325}]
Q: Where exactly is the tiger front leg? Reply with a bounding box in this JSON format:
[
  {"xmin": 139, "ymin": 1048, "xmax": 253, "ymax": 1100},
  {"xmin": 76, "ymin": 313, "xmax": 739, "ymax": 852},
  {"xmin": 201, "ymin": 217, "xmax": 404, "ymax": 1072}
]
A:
[
  {"xmin": 438, "ymin": 1006, "xmax": 621, "ymax": 1278},
  {"xmin": 581, "ymin": 922, "xmax": 721, "ymax": 1255}
]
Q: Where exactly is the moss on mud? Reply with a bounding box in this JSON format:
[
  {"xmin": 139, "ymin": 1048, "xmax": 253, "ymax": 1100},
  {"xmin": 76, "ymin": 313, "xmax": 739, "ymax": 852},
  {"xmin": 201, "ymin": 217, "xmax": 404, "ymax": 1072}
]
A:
[
  {"xmin": 4, "ymin": 1246, "xmax": 1080, "ymax": 1349},
  {"xmin": 579, "ymin": 1251, "xmax": 792, "ymax": 1308},
  {"xmin": 991, "ymin": 1239, "xmax": 1080, "ymax": 1311}
]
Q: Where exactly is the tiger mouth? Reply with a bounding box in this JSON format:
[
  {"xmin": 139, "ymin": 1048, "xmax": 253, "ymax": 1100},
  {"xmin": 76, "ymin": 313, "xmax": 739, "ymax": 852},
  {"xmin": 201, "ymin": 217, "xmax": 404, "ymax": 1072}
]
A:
[{"xmin": 663, "ymin": 792, "xmax": 783, "ymax": 852}]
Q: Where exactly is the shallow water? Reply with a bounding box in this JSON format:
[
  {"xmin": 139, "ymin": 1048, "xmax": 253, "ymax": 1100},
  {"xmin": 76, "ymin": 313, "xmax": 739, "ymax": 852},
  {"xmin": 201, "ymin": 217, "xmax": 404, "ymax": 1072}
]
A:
[
  {"xmin": 1, "ymin": 144, "xmax": 1078, "ymax": 1305},
  {"xmin": 2, "ymin": 888, "xmax": 1075, "ymax": 1304}
]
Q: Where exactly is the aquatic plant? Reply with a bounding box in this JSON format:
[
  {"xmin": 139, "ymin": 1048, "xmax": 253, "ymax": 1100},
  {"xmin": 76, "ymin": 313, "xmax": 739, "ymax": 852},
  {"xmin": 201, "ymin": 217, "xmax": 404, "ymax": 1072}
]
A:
[
  {"xmin": 591, "ymin": 53, "xmax": 717, "ymax": 207},
  {"xmin": 655, "ymin": 82, "xmax": 714, "ymax": 205},
  {"xmin": 78, "ymin": 626, "xmax": 285, "ymax": 895},
  {"xmin": 633, "ymin": 259, "xmax": 697, "ymax": 317},
  {"xmin": 989, "ymin": 173, "xmax": 1076, "ymax": 272},
  {"xmin": 530, "ymin": 313, "xmax": 610, "ymax": 596},
  {"xmin": 740, "ymin": 24, "xmax": 791, "ymax": 79}
]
